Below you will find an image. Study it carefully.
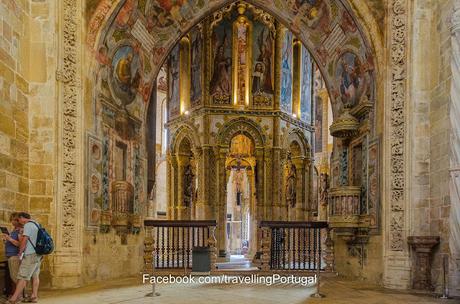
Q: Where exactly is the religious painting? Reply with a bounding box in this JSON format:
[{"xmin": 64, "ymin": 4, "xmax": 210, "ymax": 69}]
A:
[
  {"xmin": 210, "ymin": 18, "xmax": 232, "ymax": 105},
  {"xmin": 291, "ymin": 0, "xmax": 331, "ymax": 36},
  {"xmin": 110, "ymin": 45, "xmax": 142, "ymax": 107},
  {"xmin": 169, "ymin": 44, "xmax": 180, "ymax": 117},
  {"xmin": 367, "ymin": 139, "xmax": 380, "ymax": 232},
  {"xmin": 190, "ymin": 26, "xmax": 203, "ymax": 107},
  {"xmin": 280, "ymin": 30, "xmax": 293, "ymax": 113},
  {"xmin": 314, "ymin": 95, "xmax": 323, "ymax": 152},
  {"xmin": 252, "ymin": 22, "xmax": 274, "ymax": 107},
  {"xmin": 336, "ymin": 52, "xmax": 365, "ymax": 108},
  {"xmin": 87, "ymin": 134, "xmax": 103, "ymax": 227},
  {"xmin": 145, "ymin": 0, "xmax": 192, "ymax": 31},
  {"xmin": 300, "ymin": 46, "xmax": 312, "ymax": 123},
  {"xmin": 115, "ymin": 0, "xmax": 137, "ymax": 27}
]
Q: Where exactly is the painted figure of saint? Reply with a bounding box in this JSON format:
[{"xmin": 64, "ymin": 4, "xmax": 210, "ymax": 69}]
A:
[
  {"xmin": 339, "ymin": 55, "xmax": 361, "ymax": 107},
  {"xmin": 256, "ymin": 28, "xmax": 274, "ymax": 94},
  {"xmin": 191, "ymin": 30, "xmax": 202, "ymax": 104},
  {"xmin": 210, "ymin": 30, "xmax": 231, "ymax": 97},
  {"xmin": 116, "ymin": 53, "xmax": 133, "ymax": 86},
  {"xmin": 252, "ymin": 62, "xmax": 264, "ymax": 94}
]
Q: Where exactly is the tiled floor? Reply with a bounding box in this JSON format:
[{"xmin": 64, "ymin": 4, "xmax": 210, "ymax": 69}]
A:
[{"xmin": 10, "ymin": 276, "xmax": 460, "ymax": 304}]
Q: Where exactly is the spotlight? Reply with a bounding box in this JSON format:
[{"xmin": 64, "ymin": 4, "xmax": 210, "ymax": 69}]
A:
[
  {"xmin": 184, "ymin": 110, "xmax": 190, "ymax": 116},
  {"xmin": 292, "ymin": 113, "xmax": 297, "ymax": 118}
]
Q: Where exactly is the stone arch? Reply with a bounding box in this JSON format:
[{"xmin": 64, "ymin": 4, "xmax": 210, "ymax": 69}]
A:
[
  {"xmin": 169, "ymin": 124, "xmax": 201, "ymax": 154},
  {"xmin": 284, "ymin": 128, "xmax": 311, "ymax": 158},
  {"xmin": 217, "ymin": 117, "xmax": 266, "ymax": 148}
]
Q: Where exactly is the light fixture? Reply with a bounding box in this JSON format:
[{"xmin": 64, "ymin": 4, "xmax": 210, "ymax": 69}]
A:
[
  {"xmin": 292, "ymin": 113, "xmax": 297, "ymax": 118},
  {"xmin": 184, "ymin": 110, "xmax": 190, "ymax": 116}
]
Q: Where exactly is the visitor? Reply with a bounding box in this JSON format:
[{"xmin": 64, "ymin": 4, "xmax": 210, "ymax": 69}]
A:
[
  {"xmin": 6, "ymin": 212, "xmax": 42, "ymax": 304},
  {"xmin": 1, "ymin": 212, "xmax": 23, "ymax": 299}
]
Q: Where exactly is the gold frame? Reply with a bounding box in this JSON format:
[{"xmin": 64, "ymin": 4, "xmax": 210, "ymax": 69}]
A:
[
  {"xmin": 232, "ymin": 14, "xmax": 253, "ymax": 107},
  {"xmin": 179, "ymin": 36, "xmax": 191, "ymax": 115}
]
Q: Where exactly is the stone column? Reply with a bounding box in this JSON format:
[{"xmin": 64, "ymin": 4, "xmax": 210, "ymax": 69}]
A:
[
  {"xmin": 407, "ymin": 236, "xmax": 440, "ymax": 290},
  {"xmin": 293, "ymin": 158, "xmax": 305, "ymax": 220},
  {"xmin": 255, "ymin": 148, "xmax": 265, "ymax": 221},
  {"xmin": 272, "ymin": 117, "xmax": 282, "ymax": 220},
  {"xmin": 449, "ymin": 2, "xmax": 460, "ymax": 296},
  {"xmin": 216, "ymin": 148, "xmax": 228, "ymax": 258}
]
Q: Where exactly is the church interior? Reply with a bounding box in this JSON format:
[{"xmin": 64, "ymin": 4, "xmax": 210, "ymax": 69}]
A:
[{"xmin": 0, "ymin": 0, "xmax": 459, "ymax": 303}]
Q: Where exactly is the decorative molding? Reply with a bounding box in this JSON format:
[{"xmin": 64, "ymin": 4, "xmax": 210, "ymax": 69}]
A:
[
  {"xmin": 59, "ymin": 0, "xmax": 81, "ymax": 249},
  {"xmin": 388, "ymin": 0, "xmax": 408, "ymax": 252}
]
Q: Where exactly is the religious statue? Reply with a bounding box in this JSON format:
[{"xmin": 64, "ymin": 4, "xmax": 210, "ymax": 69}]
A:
[
  {"xmin": 319, "ymin": 173, "xmax": 329, "ymax": 206},
  {"xmin": 286, "ymin": 162, "xmax": 297, "ymax": 208},
  {"xmin": 183, "ymin": 163, "xmax": 194, "ymax": 207}
]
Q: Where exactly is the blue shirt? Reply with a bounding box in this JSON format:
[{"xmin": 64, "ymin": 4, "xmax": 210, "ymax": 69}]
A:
[
  {"xmin": 5, "ymin": 229, "xmax": 20, "ymax": 257},
  {"xmin": 23, "ymin": 221, "xmax": 39, "ymax": 255}
]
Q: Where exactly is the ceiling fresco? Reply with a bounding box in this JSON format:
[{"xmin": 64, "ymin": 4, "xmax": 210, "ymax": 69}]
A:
[{"xmin": 87, "ymin": 0, "xmax": 377, "ymax": 119}]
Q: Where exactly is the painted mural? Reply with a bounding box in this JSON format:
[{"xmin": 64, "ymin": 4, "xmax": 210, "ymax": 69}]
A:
[
  {"xmin": 252, "ymin": 21, "xmax": 274, "ymax": 107},
  {"xmin": 210, "ymin": 17, "xmax": 232, "ymax": 105},
  {"xmin": 336, "ymin": 52, "xmax": 366, "ymax": 108},
  {"xmin": 169, "ymin": 44, "xmax": 180, "ymax": 117},
  {"xmin": 280, "ymin": 30, "xmax": 293, "ymax": 113},
  {"xmin": 300, "ymin": 46, "xmax": 312, "ymax": 123},
  {"xmin": 190, "ymin": 26, "xmax": 203, "ymax": 107},
  {"xmin": 110, "ymin": 45, "xmax": 142, "ymax": 106}
]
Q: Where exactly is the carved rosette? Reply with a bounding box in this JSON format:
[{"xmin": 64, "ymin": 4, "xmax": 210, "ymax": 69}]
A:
[{"xmin": 389, "ymin": 0, "xmax": 408, "ymax": 252}]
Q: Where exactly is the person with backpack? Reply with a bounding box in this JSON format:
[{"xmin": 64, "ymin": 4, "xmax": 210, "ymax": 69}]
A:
[{"xmin": 6, "ymin": 212, "xmax": 53, "ymax": 304}]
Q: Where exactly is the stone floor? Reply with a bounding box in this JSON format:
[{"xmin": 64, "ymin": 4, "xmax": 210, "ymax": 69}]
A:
[{"xmin": 6, "ymin": 276, "xmax": 459, "ymax": 304}]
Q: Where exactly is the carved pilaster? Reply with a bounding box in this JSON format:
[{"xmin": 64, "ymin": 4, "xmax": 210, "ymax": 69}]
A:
[
  {"xmin": 53, "ymin": 0, "xmax": 83, "ymax": 288},
  {"xmin": 388, "ymin": 0, "xmax": 408, "ymax": 253},
  {"xmin": 383, "ymin": 0, "xmax": 411, "ymax": 289}
]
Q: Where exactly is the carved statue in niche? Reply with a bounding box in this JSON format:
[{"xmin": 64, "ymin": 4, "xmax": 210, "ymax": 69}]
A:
[
  {"xmin": 183, "ymin": 162, "xmax": 194, "ymax": 207},
  {"xmin": 319, "ymin": 173, "xmax": 329, "ymax": 206},
  {"xmin": 286, "ymin": 159, "xmax": 297, "ymax": 208}
]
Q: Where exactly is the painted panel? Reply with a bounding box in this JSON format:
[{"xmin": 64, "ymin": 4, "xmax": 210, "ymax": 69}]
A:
[
  {"xmin": 280, "ymin": 30, "xmax": 293, "ymax": 113},
  {"xmin": 169, "ymin": 44, "xmax": 180, "ymax": 117},
  {"xmin": 190, "ymin": 26, "xmax": 203, "ymax": 107},
  {"xmin": 300, "ymin": 46, "xmax": 312, "ymax": 123},
  {"xmin": 314, "ymin": 94, "xmax": 323, "ymax": 153},
  {"xmin": 252, "ymin": 21, "xmax": 274, "ymax": 107},
  {"xmin": 210, "ymin": 17, "xmax": 232, "ymax": 105},
  {"xmin": 86, "ymin": 134, "xmax": 103, "ymax": 227}
]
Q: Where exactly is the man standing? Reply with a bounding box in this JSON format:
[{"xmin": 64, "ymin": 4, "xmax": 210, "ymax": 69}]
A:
[{"xmin": 7, "ymin": 212, "xmax": 42, "ymax": 304}]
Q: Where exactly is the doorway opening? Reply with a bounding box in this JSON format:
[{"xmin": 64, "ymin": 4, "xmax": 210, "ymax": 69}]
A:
[{"xmin": 225, "ymin": 134, "xmax": 256, "ymax": 259}]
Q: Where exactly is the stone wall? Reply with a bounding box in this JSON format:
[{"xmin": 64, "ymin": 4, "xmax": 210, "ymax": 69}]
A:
[
  {"xmin": 409, "ymin": 0, "xmax": 458, "ymax": 295},
  {"xmin": 0, "ymin": 0, "xmax": 57, "ymax": 287},
  {"xmin": 429, "ymin": 0, "xmax": 455, "ymax": 295}
]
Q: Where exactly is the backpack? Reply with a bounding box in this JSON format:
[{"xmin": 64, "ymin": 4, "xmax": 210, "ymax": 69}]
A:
[{"xmin": 28, "ymin": 221, "xmax": 54, "ymax": 255}]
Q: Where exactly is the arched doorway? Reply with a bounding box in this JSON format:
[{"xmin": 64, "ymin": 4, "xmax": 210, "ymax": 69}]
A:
[{"xmin": 225, "ymin": 134, "xmax": 256, "ymax": 257}]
